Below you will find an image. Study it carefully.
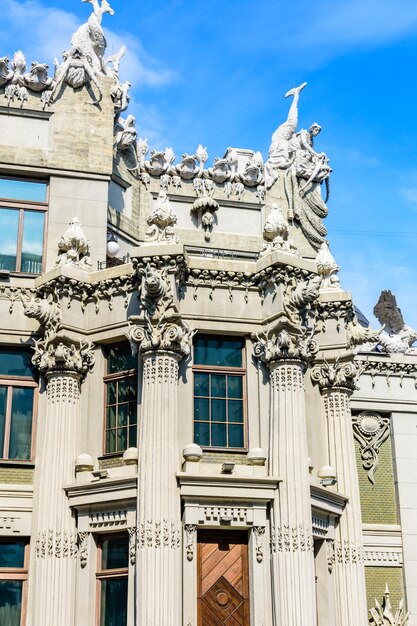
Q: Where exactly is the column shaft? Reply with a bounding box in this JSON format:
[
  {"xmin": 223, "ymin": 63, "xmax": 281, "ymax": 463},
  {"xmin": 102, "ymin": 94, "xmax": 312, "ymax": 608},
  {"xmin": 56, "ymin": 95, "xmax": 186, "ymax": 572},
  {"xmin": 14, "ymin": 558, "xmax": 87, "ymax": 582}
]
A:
[
  {"xmin": 323, "ymin": 388, "xmax": 368, "ymax": 626},
  {"xmin": 136, "ymin": 351, "xmax": 181, "ymax": 626},
  {"xmin": 28, "ymin": 373, "xmax": 79, "ymax": 626},
  {"xmin": 269, "ymin": 361, "xmax": 316, "ymax": 626}
]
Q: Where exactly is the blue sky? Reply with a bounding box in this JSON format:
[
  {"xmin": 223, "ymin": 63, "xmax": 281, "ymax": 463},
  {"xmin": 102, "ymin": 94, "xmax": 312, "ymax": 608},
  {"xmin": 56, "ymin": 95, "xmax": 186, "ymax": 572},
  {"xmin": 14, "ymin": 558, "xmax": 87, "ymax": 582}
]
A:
[{"xmin": 2, "ymin": 0, "xmax": 417, "ymax": 327}]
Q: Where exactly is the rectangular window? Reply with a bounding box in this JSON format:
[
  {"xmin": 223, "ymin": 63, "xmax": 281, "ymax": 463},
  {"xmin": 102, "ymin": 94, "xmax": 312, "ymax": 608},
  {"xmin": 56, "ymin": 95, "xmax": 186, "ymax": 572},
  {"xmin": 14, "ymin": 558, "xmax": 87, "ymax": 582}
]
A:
[
  {"xmin": 193, "ymin": 336, "xmax": 246, "ymax": 449},
  {"xmin": 0, "ymin": 539, "xmax": 29, "ymax": 626},
  {"xmin": 0, "ymin": 349, "xmax": 36, "ymax": 461},
  {"xmin": 0, "ymin": 177, "xmax": 47, "ymax": 275},
  {"xmin": 96, "ymin": 535, "xmax": 128, "ymax": 626},
  {"xmin": 104, "ymin": 344, "xmax": 137, "ymax": 454}
]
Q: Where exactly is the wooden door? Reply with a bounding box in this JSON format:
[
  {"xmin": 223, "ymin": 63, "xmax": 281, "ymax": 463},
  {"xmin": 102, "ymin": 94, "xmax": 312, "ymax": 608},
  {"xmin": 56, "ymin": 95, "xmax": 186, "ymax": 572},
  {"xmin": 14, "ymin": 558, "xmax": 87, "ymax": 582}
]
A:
[{"xmin": 197, "ymin": 530, "xmax": 250, "ymax": 626}]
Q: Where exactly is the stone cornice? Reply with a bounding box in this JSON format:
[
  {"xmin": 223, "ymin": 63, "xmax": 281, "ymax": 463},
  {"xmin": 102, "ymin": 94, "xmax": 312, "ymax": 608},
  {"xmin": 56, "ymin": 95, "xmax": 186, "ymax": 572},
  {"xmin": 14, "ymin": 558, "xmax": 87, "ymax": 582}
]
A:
[{"xmin": 356, "ymin": 356, "xmax": 417, "ymax": 387}]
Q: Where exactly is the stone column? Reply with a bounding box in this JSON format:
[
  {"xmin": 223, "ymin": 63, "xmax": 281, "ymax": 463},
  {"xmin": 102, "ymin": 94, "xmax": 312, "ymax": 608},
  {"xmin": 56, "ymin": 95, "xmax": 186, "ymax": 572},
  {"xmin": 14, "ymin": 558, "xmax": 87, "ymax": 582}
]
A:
[
  {"xmin": 27, "ymin": 340, "xmax": 94, "ymax": 626},
  {"xmin": 254, "ymin": 328, "xmax": 317, "ymax": 626},
  {"xmin": 311, "ymin": 359, "xmax": 368, "ymax": 626},
  {"xmin": 128, "ymin": 321, "xmax": 193, "ymax": 626}
]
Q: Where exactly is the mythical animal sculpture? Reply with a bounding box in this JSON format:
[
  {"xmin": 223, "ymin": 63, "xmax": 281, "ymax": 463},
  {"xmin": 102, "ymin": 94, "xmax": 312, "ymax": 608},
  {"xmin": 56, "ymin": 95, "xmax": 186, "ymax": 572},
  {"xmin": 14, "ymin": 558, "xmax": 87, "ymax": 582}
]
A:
[
  {"xmin": 22, "ymin": 62, "xmax": 55, "ymax": 108},
  {"xmin": 0, "ymin": 57, "xmax": 13, "ymax": 86},
  {"xmin": 239, "ymin": 151, "xmax": 264, "ymax": 187},
  {"xmin": 145, "ymin": 191, "xmax": 178, "ymax": 243},
  {"xmin": 5, "ymin": 51, "xmax": 28, "ymax": 107},
  {"xmin": 23, "ymin": 295, "xmax": 61, "ymax": 343},
  {"xmin": 373, "ymin": 290, "xmax": 417, "ymax": 354},
  {"xmin": 114, "ymin": 115, "xmax": 139, "ymax": 171},
  {"xmin": 144, "ymin": 148, "xmax": 176, "ymax": 176},
  {"xmin": 71, "ymin": 0, "xmax": 114, "ymax": 73}
]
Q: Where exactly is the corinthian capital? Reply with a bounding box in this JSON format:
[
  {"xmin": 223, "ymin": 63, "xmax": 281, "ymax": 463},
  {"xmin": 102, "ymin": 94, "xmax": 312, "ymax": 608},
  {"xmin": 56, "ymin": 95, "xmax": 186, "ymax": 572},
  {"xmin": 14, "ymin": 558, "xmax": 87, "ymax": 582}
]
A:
[
  {"xmin": 311, "ymin": 358, "xmax": 360, "ymax": 392},
  {"xmin": 32, "ymin": 339, "xmax": 95, "ymax": 377},
  {"xmin": 126, "ymin": 320, "xmax": 195, "ymax": 359},
  {"xmin": 253, "ymin": 327, "xmax": 318, "ymax": 367}
]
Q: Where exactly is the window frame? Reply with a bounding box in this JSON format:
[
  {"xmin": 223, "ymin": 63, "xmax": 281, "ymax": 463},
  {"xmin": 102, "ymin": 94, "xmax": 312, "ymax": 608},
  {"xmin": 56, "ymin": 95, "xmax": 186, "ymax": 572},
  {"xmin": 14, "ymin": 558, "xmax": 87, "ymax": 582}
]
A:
[
  {"xmin": 0, "ymin": 176, "xmax": 48, "ymax": 275},
  {"xmin": 95, "ymin": 533, "xmax": 129, "ymax": 626},
  {"xmin": 0, "ymin": 373, "xmax": 38, "ymax": 463},
  {"xmin": 192, "ymin": 336, "xmax": 248, "ymax": 452},
  {"xmin": 0, "ymin": 539, "xmax": 29, "ymax": 626},
  {"xmin": 102, "ymin": 345, "xmax": 138, "ymax": 456}
]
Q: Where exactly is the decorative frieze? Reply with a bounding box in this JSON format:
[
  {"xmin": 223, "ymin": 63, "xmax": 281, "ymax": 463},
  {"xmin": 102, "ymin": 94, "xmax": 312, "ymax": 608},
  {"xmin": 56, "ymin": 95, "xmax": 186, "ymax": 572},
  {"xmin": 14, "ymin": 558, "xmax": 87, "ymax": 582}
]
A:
[
  {"xmin": 271, "ymin": 524, "xmax": 314, "ymax": 553},
  {"xmin": 35, "ymin": 530, "xmax": 78, "ymax": 559},
  {"xmin": 364, "ymin": 550, "xmax": 403, "ymax": 567},
  {"xmin": 313, "ymin": 299, "xmax": 355, "ymax": 333},
  {"xmin": 188, "ymin": 267, "xmax": 253, "ymax": 303},
  {"xmin": 200, "ymin": 506, "xmax": 248, "ymax": 525},
  {"xmin": 352, "ymin": 412, "xmax": 390, "ymax": 485},
  {"xmin": 357, "ymin": 358, "xmax": 417, "ymax": 388},
  {"xmin": 137, "ymin": 519, "xmax": 181, "ymax": 550},
  {"xmin": 335, "ymin": 539, "xmax": 364, "ymax": 564}
]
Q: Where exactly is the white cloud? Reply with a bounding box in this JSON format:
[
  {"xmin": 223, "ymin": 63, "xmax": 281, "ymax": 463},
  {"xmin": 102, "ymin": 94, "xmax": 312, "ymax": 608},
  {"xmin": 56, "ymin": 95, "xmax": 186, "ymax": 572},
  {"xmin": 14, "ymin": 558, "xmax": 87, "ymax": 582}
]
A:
[
  {"xmin": 0, "ymin": 0, "xmax": 176, "ymax": 88},
  {"xmin": 400, "ymin": 187, "xmax": 417, "ymax": 206}
]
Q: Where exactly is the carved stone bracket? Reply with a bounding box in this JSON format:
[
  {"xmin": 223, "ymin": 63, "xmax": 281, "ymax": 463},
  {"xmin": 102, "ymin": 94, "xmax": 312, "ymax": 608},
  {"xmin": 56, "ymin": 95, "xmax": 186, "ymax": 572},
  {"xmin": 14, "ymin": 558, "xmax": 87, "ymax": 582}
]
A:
[
  {"xmin": 326, "ymin": 539, "xmax": 335, "ymax": 573},
  {"xmin": 191, "ymin": 196, "xmax": 220, "ymax": 242},
  {"xmin": 352, "ymin": 412, "xmax": 390, "ymax": 485},
  {"xmin": 128, "ymin": 526, "xmax": 136, "ymax": 565},
  {"xmin": 78, "ymin": 531, "xmax": 89, "ymax": 568},
  {"xmin": 185, "ymin": 524, "xmax": 197, "ymax": 562},
  {"xmin": 253, "ymin": 526, "xmax": 266, "ymax": 563},
  {"xmin": 311, "ymin": 358, "xmax": 361, "ymax": 393}
]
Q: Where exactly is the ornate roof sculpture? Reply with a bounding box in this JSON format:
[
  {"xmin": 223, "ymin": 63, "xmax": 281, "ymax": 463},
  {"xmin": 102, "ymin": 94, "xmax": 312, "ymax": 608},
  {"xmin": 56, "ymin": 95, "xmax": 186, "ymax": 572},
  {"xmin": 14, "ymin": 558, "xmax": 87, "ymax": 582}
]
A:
[{"xmin": 373, "ymin": 290, "xmax": 417, "ymax": 354}]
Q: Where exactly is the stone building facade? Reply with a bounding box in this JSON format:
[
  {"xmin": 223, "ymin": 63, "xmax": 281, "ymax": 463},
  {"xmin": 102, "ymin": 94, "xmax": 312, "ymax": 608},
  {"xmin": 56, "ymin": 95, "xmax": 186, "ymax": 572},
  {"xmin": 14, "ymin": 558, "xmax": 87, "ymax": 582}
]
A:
[{"xmin": 0, "ymin": 3, "xmax": 416, "ymax": 625}]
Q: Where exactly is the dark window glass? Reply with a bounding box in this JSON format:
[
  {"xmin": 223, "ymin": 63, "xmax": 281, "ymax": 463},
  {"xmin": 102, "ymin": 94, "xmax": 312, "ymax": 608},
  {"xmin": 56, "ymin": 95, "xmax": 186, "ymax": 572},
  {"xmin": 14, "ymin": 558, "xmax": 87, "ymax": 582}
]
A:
[
  {"xmin": 0, "ymin": 541, "xmax": 25, "ymax": 568},
  {"xmin": 100, "ymin": 578, "xmax": 128, "ymax": 626},
  {"xmin": 101, "ymin": 537, "xmax": 129, "ymax": 570},
  {"xmin": 193, "ymin": 336, "xmax": 245, "ymax": 449},
  {"xmin": 194, "ymin": 336, "xmax": 243, "ymax": 367},
  {"xmin": 0, "ymin": 349, "xmax": 33, "ymax": 377},
  {"xmin": 0, "ymin": 580, "xmax": 22, "ymax": 626},
  {"xmin": 0, "ymin": 388, "xmax": 6, "ymax": 453},
  {"xmin": 0, "ymin": 178, "xmax": 47, "ymax": 202},
  {"xmin": 107, "ymin": 344, "xmax": 136, "ymax": 374},
  {"xmin": 8, "ymin": 387, "xmax": 34, "ymax": 460}
]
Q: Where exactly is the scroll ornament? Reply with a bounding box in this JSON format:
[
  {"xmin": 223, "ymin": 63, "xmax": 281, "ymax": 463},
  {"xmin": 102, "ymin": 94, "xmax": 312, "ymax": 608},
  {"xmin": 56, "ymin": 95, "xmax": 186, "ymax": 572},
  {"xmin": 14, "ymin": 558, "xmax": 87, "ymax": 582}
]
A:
[
  {"xmin": 352, "ymin": 412, "xmax": 390, "ymax": 485},
  {"xmin": 311, "ymin": 358, "xmax": 360, "ymax": 392},
  {"xmin": 126, "ymin": 320, "xmax": 195, "ymax": 359},
  {"xmin": 253, "ymin": 327, "xmax": 318, "ymax": 367}
]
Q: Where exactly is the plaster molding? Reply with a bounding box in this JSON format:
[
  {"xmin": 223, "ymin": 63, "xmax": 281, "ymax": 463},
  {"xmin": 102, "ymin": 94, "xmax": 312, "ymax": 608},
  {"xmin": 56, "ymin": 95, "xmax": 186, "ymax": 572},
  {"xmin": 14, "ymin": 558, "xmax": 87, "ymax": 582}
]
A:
[
  {"xmin": 137, "ymin": 519, "xmax": 181, "ymax": 550},
  {"xmin": 184, "ymin": 524, "xmax": 196, "ymax": 562},
  {"xmin": 352, "ymin": 412, "xmax": 390, "ymax": 485},
  {"xmin": 32, "ymin": 339, "xmax": 94, "ymax": 379},
  {"xmin": 357, "ymin": 358, "xmax": 417, "ymax": 388},
  {"xmin": 253, "ymin": 526, "xmax": 266, "ymax": 563},
  {"xmin": 128, "ymin": 526, "xmax": 136, "ymax": 565},
  {"xmin": 35, "ymin": 530, "xmax": 78, "ymax": 559},
  {"xmin": 127, "ymin": 319, "xmax": 195, "ymax": 360},
  {"xmin": 271, "ymin": 524, "xmax": 314, "ymax": 553},
  {"xmin": 254, "ymin": 326, "xmax": 318, "ymax": 367},
  {"xmin": 77, "ymin": 531, "xmax": 89, "ymax": 568},
  {"xmin": 88, "ymin": 509, "xmax": 128, "ymax": 530}
]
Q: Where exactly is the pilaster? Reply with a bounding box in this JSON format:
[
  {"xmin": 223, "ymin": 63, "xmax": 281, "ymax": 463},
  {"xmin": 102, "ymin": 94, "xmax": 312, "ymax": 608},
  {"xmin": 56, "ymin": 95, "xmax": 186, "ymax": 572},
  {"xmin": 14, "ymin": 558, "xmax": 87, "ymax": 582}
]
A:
[{"xmin": 311, "ymin": 359, "xmax": 368, "ymax": 626}]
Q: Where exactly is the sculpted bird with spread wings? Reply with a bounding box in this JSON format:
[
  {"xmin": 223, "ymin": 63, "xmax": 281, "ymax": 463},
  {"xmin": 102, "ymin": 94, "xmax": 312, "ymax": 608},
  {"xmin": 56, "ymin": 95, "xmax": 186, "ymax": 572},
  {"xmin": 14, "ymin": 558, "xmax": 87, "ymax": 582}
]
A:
[{"xmin": 373, "ymin": 290, "xmax": 417, "ymax": 354}]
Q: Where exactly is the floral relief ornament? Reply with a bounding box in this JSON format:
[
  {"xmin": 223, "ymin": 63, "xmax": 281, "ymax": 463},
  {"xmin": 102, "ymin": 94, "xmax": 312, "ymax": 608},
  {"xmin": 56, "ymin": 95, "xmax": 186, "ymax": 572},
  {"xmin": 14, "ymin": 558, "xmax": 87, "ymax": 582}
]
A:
[{"xmin": 352, "ymin": 412, "xmax": 390, "ymax": 485}]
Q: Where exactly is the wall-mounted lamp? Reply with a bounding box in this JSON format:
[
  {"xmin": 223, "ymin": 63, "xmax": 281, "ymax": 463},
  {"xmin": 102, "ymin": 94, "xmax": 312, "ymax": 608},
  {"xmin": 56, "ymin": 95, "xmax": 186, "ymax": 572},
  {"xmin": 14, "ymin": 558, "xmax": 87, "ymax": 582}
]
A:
[{"xmin": 106, "ymin": 231, "xmax": 120, "ymax": 258}]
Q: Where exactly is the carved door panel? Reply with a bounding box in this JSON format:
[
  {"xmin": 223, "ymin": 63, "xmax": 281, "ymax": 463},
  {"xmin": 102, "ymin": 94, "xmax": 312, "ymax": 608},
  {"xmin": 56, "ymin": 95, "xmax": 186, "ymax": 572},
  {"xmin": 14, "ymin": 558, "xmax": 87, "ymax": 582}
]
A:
[{"xmin": 197, "ymin": 530, "xmax": 250, "ymax": 626}]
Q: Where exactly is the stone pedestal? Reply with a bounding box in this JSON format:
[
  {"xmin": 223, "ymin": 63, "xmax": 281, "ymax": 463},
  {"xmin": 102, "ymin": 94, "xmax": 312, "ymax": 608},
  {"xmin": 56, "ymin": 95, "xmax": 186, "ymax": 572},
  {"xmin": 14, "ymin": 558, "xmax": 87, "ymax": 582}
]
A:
[
  {"xmin": 128, "ymin": 321, "xmax": 194, "ymax": 626},
  {"xmin": 312, "ymin": 361, "xmax": 368, "ymax": 626},
  {"xmin": 255, "ymin": 329, "xmax": 317, "ymax": 626},
  {"xmin": 26, "ymin": 341, "xmax": 94, "ymax": 626}
]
